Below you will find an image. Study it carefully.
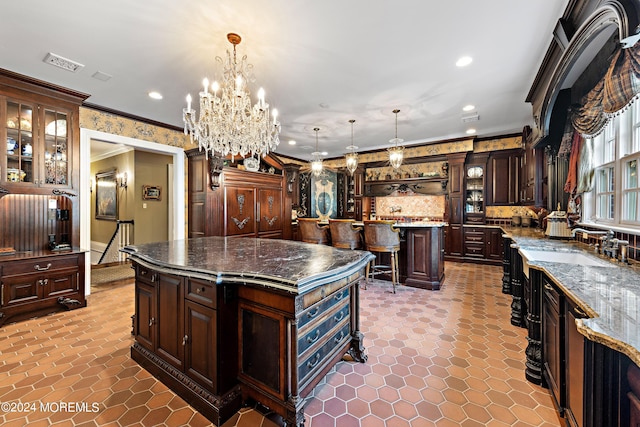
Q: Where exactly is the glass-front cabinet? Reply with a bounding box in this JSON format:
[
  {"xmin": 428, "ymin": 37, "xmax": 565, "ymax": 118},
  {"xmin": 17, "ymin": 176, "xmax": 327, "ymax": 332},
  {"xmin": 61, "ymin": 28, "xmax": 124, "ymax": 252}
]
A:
[
  {"xmin": 465, "ymin": 164, "xmax": 485, "ymax": 223},
  {"xmin": 3, "ymin": 99, "xmax": 72, "ymax": 189}
]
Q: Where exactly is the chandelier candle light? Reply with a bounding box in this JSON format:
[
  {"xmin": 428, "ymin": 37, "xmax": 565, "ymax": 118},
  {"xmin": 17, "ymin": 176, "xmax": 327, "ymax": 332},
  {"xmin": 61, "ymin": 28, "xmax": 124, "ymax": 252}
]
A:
[
  {"xmin": 388, "ymin": 109, "xmax": 404, "ymax": 169},
  {"xmin": 183, "ymin": 33, "xmax": 281, "ymax": 160},
  {"xmin": 310, "ymin": 127, "xmax": 323, "ymax": 177},
  {"xmin": 345, "ymin": 119, "xmax": 358, "ymax": 175}
]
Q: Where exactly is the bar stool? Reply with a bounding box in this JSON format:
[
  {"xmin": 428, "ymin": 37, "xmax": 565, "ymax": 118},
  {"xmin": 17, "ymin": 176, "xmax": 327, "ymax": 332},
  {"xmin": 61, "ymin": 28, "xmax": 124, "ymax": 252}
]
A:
[
  {"xmin": 297, "ymin": 218, "xmax": 331, "ymax": 245},
  {"xmin": 363, "ymin": 220, "xmax": 401, "ymax": 293},
  {"xmin": 328, "ymin": 219, "xmax": 363, "ymax": 250}
]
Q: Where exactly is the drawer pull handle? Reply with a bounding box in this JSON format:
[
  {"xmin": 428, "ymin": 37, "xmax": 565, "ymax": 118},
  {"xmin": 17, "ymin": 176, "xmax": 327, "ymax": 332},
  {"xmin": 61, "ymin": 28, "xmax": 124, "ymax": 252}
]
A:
[
  {"xmin": 149, "ymin": 317, "xmax": 155, "ymax": 327},
  {"xmin": 307, "ymin": 307, "xmax": 319, "ymax": 319},
  {"xmin": 196, "ymin": 287, "xmax": 205, "ymax": 294},
  {"xmin": 544, "ymin": 284, "xmax": 554, "ymax": 292},
  {"xmin": 334, "ymin": 331, "xmax": 345, "ymax": 344},
  {"xmin": 182, "ymin": 335, "xmax": 188, "ymax": 346},
  {"xmin": 307, "ymin": 330, "xmax": 320, "ymax": 344},
  {"xmin": 334, "ymin": 311, "xmax": 345, "ymax": 322},
  {"xmin": 306, "ymin": 353, "xmax": 321, "ymax": 369},
  {"xmin": 34, "ymin": 263, "xmax": 52, "ymax": 271},
  {"xmin": 334, "ymin": 291, "xmax": 345, "ymax": 301}
]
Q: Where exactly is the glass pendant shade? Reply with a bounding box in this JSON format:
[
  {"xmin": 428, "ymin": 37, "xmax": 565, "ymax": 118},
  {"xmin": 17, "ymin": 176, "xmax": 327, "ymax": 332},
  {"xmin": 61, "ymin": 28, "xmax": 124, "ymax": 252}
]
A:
[
  {"xmin": 345, "ymin": 152, "xmax": 358, "ymax": 175},
  {"xmin": 310, "ymin": 127, "xmax": 323, "ymax": 177},
  {"xmin": 388, "ymin": 109, "xmax": 404, "ymax": 169},
  {"xmin": 182, "ymin": 33, "xmax": 281, "ymax": 160},
  {"xmin": 388, "ymin": 145, "xmax": 404, "ymax": 170},
  {"xmin": 344, "ymin": 119, "xmax": 358, "ymax": 175}
]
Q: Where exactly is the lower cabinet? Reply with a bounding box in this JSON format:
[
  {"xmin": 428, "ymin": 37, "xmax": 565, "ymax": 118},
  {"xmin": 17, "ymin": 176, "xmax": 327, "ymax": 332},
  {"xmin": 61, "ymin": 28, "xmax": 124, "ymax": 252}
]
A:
[
  {"xmin": 461, "ymin": 226, "xmax": 503, "ymax": 265},
  {"xmin": 131, "ymin": 263, "xmax": 240, "ymax": 425},
  {"xmin": 565, "ymin": 298, "xmax": 586, "ymax": 427},
  {"xmin": 0, "ymin": 252, "xmax": 86, "ymax": 326},
  {"xmin": 542, "ymin": 277, "xmax": 563, "ymax": 412},
  {"xmin": 404, "ymin": 226, "xmax": 445, "ymax": 290}
]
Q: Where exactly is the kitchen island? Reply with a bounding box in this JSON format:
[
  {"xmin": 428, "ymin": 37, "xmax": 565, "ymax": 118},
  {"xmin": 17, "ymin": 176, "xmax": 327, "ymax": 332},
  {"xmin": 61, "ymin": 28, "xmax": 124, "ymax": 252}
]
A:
[
  {"xmin": 123, "ymin": 237, "xmax": 375, "ymax": 426},
  {"xmin": 393, "ymin": 221, "xmax": 446, "ymax": 290}
]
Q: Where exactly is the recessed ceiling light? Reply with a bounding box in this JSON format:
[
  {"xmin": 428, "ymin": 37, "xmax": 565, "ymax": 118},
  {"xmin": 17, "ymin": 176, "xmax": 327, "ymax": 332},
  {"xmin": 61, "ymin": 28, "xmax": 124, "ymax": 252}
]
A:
[
  {"xmin": 288, "ymin": 140, "xmax": 296, "ymax": 145},
  {"xmin": 456, "ymin": 56, "xmax": 473, "ymax": 67},
  {"xmin": 463, "ymin": 104, "xmax": 475, "ymax": 112},
  {"xmin": 148, "ymin": 91, "xmax": 163, "ymax": 100},
  {"xmin": 466, "ymin": 128, "xmax": 476, "ymax": 135}
]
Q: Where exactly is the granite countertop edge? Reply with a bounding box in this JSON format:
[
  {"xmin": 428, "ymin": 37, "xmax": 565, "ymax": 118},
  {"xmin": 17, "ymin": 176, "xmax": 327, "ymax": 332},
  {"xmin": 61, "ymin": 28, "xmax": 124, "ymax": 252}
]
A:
[{"xmin": 505, "ymin": 226, "xmax": 640, "ymax": 367}]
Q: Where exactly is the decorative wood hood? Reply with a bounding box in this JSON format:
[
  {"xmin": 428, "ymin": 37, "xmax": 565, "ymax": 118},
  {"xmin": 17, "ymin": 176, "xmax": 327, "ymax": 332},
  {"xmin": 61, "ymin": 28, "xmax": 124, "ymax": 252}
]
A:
[{"xmin": 363, "ymin": 177, "xmax": 448, "ymax": 197}]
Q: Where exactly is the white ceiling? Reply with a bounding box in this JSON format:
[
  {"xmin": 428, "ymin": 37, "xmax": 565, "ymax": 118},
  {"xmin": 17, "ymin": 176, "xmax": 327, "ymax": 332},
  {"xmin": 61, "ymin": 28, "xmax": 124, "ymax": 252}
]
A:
[{"xmin": 1, "ymin": 0, "xmax": 569, "ymax": 161}]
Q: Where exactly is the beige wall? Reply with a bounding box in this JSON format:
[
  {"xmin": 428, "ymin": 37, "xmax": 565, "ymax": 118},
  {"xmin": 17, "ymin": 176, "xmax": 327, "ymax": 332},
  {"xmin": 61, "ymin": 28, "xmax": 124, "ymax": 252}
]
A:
[
  {"xmin": 133, "ymin": 151, "xmax": 171, "ymax": 244},
  {"xmin": 90, "ymin": 151, "xmax": 134, "ymax": 244}
]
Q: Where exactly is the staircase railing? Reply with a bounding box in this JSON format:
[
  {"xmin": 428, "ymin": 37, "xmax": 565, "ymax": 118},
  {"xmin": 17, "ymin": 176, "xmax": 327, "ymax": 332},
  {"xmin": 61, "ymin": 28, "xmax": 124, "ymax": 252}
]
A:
[{"xmin": 98, "ymin": 220, "xmax": 134, "ymax": 265}]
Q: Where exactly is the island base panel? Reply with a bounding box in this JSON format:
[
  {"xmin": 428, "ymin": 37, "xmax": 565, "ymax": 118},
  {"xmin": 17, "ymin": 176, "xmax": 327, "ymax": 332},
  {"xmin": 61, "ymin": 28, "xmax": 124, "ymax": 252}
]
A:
[{"xmin": 132, "ymin": 342, "xmax": 242, "ymax": 425}]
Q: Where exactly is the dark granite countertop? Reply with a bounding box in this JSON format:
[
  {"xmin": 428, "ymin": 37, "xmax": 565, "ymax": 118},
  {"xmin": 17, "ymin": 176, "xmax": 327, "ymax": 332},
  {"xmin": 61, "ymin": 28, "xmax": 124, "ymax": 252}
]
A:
[
  {"xmin": 504, "ymin": 227, "xmax": 640, "ymax": 366},
  {"xmin": 122, "ymin": 237, "xmax": 375, "ymax": 294}
]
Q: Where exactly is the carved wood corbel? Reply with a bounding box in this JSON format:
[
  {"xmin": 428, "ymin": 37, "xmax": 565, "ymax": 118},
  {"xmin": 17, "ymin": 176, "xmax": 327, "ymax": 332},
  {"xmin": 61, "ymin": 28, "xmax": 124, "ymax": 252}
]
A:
[{"xmin": 208, "ymin": 156, "xmax": 224, "ymax": 189}]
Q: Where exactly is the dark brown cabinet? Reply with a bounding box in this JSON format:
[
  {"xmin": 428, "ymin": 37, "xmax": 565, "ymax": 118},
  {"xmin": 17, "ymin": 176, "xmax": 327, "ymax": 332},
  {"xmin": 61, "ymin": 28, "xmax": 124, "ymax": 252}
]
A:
[
  {"xmin": 404, "ymin": 226, "xmax": 445, "ymax": 290},
  {"xmin": 485, "ymin": 227, "xmax": 504, "ymax": 262},
  {"xmin": 542, "ymin": 277, "xmax": 563, "ymax": 412},
  {"xmin": 464, "ymin": 153, "xmax": 488, "ymax": 224},
  {"xmin": 445, "ymin": 153, "xmax": 466, "ymax": 260},
  {"xmin": 0, "ymin": 70, "xmax": 88, "ymax": 327},
  {"xmin": 487, "ymin": 149, "xmax": 522, "ymax": 206},
  {"xmin": 131, "ymin": 263, "xmax": 240, "ymax": 424},
  {"xmin": 187, "ymin": 151, "xmax": 288, "ymax": 239},
  {"xmin": 565, "ymin": 298, "xmax": 586, "ymax": 427},
  {"xmin": 461, "ymin": 226, "xmax": 503, "ymax": 265}
]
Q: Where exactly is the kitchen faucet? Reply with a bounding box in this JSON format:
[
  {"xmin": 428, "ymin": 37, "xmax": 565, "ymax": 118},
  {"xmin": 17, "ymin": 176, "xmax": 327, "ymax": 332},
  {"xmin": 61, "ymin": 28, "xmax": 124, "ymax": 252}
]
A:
[{"xmin": 571, "ymin": 228, "xmax": 629, "ymax": 262}]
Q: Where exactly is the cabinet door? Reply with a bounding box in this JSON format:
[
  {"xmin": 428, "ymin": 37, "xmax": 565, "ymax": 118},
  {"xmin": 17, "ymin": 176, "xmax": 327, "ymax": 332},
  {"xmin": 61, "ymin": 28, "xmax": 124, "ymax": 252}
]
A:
[
  {"xmin": 40, "ymin": 107, "xmax": 72, "ymax": 187},
  {"xmin": 135, "ymin": 281, "xmax": 156, "ymax": 351},
  {"xmin": 1, "ymin": 274, "xmax": 40, "ymax": 306},
  {"xmin": 449, "ymin": 194, "xmax": 463, "ymax": 224},
  {"xmin": 43, "ymin": 268, "xmax": 78, "ymax": 298},
  {"xmin": 488, "ymin": 153, "xmax": 521, "ymax": 205},
  {"xmin": 185, "ymin": 300, "xmax": 217, "ymax": 391},
  {"xmin": 225, "ymin": 187, "xmax": 256, "ymax": 236},
  {"xmin": 258, "ymin": 188, "xmax": 283, "ymax": 236},
  {"xmin": 543, "ymin": 280, "xmax": 563, "ymax": 410},
  {"xmin": 485, "ymin": 228, "xmax": 503, "ymax": 261},
  {"xmin": 445, "ymin": 224, "xmax": 463, "ymax": 257},
  {"xmin": 565, "ymin": 300, "xmax": 586, "ymax": 427},
  {"xmin": 156, "ymin": 273, "xmax": 184, "ymax": 369}
]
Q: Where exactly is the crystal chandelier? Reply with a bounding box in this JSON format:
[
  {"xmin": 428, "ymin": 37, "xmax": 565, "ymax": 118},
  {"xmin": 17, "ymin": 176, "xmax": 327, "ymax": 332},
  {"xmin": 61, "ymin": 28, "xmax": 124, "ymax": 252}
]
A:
[
  {"xmin": 310, "ymin": 127, "xmax": 323, "ymax": 177},
  {"xmin": 388, "ymin": 109, "xmax": 404, "ymax": 169},
  {"xmin": 183, "ymin": 33, "xmax": 281, "ymax": 160},
  {"xmin": 345, "ymin": 119, "xmax": 358, "ymax": 175}
]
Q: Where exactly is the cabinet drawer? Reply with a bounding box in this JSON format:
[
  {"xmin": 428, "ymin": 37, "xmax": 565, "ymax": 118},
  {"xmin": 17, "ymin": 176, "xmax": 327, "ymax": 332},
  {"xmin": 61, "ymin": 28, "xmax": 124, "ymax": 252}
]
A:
[
  {"xmin": 2, "ymin": 255, "xmax": 79, "ymax": 277},
  {"xmin": 298, "ymin": 303, "xmax": 350, "ymax": 356},
  {"xmin": 186, "ymin": 278, "xmax": 217, "ymax": 308},
  {"xmin": 543, "ymin": 280, "xmax": 560, "ymax": 312},
  {"xmin": 465, "ymin": 243, "xmax": 485, "ymax": 258},
  {"xmin": 464, "ymin": 232, "xmax": 484, "ymax": 243},
  {"xmin": 298, "ymin": 322, "xmax": 351, "ymax": 386},
  {"xmin": 136, "ymin": 264, "xmax": 158, "ymax": 284},
  {"xmin": 298, "ymin": 287, "xmax": 350, "ymax": 330}
]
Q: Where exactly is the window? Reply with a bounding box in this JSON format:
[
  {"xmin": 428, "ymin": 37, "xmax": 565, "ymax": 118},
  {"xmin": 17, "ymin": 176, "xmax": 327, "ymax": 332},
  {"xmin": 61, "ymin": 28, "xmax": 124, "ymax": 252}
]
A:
[{"xmin": 584, "ymin": 102, "xmax": 640, "ymax": 228}]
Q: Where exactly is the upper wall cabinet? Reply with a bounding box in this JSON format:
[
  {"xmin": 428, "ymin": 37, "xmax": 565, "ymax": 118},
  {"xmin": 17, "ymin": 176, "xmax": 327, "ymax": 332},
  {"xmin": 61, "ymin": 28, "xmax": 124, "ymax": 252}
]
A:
[
  {"xmin": 1, "ymin": 69, "xmax": 87, "ymax": 194},
  {"xmin": 464, "ymin": 153, "xmax": 488, "ymax": 224},
  {"xmin": 487, "ymin": 148, "xmax": 523, "ymax": 206}
]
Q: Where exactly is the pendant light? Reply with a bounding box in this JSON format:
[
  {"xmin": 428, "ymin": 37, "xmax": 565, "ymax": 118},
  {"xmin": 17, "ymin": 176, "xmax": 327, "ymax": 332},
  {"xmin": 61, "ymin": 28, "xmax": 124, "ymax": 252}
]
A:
[
  {"xmin": 345, "ymin": 119, "xmax": 358, "ymax": 175},
  {"xmin": 388, "ymin": 109, "xmax": 404, "ymax": 169},
  {"xmin": 310, "ymin": 127, "xmax": 323, "ymax": 177}
]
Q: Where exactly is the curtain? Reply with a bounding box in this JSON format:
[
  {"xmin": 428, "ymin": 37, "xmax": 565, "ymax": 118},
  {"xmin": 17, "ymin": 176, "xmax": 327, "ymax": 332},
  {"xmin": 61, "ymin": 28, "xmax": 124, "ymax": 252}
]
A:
[{"xmin": 572, "ymin": 43, "xmax": 640, "ymax": 137}]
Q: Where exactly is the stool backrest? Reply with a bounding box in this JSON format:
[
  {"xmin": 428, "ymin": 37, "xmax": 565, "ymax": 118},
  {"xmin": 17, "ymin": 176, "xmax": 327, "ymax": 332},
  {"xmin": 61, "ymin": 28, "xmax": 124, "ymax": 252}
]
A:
[
  {"xmin": 329, "ymin": 219, "xmax": 362, "ymax": 249},
  {"xmin": 363, "ymin": 220, "xmax": 400, "ymax": 252},
  {"xmin": 298, "ymin": 218, "xmax": 330, "ymax": 244}
]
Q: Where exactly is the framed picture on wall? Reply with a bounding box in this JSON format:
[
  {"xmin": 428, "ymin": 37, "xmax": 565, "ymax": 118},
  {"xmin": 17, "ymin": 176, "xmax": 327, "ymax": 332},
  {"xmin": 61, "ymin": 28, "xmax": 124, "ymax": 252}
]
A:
[
  {"xmin": 142, "ymin": 185, "xmax": 161, "ymax": 201},
  {"xmin": 95, "ymin": 170, "xmax": 117, "ymax": 221}
]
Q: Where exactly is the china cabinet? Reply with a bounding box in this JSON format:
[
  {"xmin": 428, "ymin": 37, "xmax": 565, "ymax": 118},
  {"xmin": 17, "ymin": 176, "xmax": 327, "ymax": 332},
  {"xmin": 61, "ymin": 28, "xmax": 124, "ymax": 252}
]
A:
[
  {"xmin": 0, "ymin": 69, "xmax": 89, "ymax": 326},
  {"xmin": 464, "ymin": 154, "xmax": 487, "ymax": 224}
]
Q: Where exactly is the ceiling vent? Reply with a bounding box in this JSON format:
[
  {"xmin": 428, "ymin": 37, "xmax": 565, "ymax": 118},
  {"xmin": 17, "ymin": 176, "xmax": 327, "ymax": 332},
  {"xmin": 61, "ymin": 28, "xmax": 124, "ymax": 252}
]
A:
[
  {"xmin": 461, "ymin": 113, "xmax": 479, "ymax": 123},
  {"xmin": 92, "ymin": 71, "xmax": 112, "ymax": 82},
  {"xmin": 43, "ymin": 52, "xmax": 84, "ymax": 73}
]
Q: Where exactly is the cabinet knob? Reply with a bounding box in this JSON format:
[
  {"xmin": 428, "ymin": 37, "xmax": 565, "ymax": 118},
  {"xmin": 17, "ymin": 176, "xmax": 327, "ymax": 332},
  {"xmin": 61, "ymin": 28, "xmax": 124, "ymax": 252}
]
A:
[
  {"xmin": 182, "ymin": 335, "xmax": 188, "ymax": 346},
  {"xmin": 149, "ymin": 317, "xmax": 155, "ymax": 327}
]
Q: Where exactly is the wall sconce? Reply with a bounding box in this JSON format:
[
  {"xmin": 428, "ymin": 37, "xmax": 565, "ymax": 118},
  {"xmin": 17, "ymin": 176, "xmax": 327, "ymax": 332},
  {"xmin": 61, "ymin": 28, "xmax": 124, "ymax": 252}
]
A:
[
  {"xmin": 117, "ymin": 172, "xmax": 128, "ymax": 189},
  {"xmin": 89, "ymin": 178, "xmax": 93, "ymax": 193}
]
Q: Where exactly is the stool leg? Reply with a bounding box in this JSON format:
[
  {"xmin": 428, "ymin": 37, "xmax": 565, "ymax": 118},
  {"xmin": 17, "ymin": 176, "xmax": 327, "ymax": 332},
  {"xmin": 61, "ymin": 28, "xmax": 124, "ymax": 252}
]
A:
[
  {"xmin": 364, "ymin": 260, "xmax": 370, "ymax": 290},
  {"xmin": 390, "ymin": 251, "xmax": 396, "ymax": 294},
  {"xmin": 395, "ymin": 250, "xmax": 400, "ymax": 290}
]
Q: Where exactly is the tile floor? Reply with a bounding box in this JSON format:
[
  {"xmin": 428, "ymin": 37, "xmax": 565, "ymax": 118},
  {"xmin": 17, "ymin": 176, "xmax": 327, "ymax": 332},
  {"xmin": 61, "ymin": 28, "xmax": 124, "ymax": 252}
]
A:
[{"xmin": 0, "ymin": 262, "xmax": 562, "ymax": 427}]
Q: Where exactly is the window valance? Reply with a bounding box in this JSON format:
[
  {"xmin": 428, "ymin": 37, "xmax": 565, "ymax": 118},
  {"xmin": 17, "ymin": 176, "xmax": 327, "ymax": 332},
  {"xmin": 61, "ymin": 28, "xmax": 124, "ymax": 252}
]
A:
[{"xmin": 572, "ymin": 43, "xmax": 640, "ymax": 137}]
